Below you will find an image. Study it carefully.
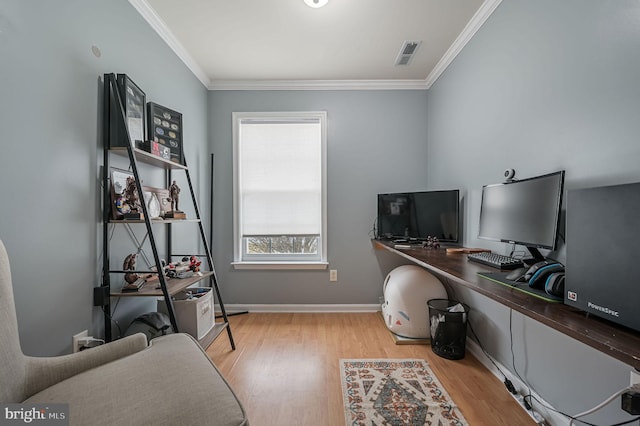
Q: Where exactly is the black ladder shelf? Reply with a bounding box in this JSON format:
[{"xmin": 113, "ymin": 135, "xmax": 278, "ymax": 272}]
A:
[{"xmin": 98, "ymin": 73, "xmax": 235, "ymax": 350}]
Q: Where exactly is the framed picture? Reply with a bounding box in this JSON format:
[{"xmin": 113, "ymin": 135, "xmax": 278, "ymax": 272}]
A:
[
  {"xmin": 110, "ymin": 168, "xmax": 142, "ymax": 220},
  {"xmin": 116, "ymin": 74, "xmax": 146, "ymax": 145},
  {"xmin": 147, "ymin": 102, "xmax": 183, "ymax": 165}
]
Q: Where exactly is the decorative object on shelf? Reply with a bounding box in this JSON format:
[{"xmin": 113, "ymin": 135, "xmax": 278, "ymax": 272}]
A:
[
  {"xmin": 116, "ymin": 74, "xmax": 146, "ymax": 145},
  {"xmin": 165, "ymin": 180, "xmax": 186, "ymax": 219},
  {"xmin": 146, "ymin": 191, "xmax": 161, "ymax": 219},
  {"xmin": 143, "ymin": 186, "xmax": 171, "ymax": 218},
  {"xmin": 169, "ymin": 180, "xmax": 180, "ymax": 211},
  {"xmin": 121, "ymin": 253, "xmax": 146, "ymax": 292},
  {"xmin": 163, "ymin": 256, "xmax": 202, "ymax": 279},
  {"xmin": 111, "ymin": 168, "xmax": 143, "ymax": 220},
  {"xmin": 137, "ymin": 140, "xmax": 171, "ymax": 161},
  {"xmin": 147, "ymin": 102, "xmax": 183, "ymax": 165},
  {"xmin": 187, "ymin": 255, "xmax": 201, "ymax": 272}
]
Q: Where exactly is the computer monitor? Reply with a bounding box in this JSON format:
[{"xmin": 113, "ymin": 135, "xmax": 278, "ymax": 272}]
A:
[
  {"xmin": 478, "ymin": 171, "xmax": 565, "ymax": 260},
  {"xmin": 377, "ymin": 190, "xmax": 460, "ymax": 243}
]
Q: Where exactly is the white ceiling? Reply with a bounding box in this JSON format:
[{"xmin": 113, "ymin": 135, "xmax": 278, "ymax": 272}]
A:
[{"xmin": 131, "ymin": 0, "xmax": 501, "ymax": 90}]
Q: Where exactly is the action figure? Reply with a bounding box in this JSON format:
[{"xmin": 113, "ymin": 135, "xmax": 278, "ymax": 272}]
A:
[
  {"xmin": 169, "ymin": 180, "xmax": 181, "ymax": 212},
  {"xmin": 124, "ymin": 176, "xmax": 141, "ymax": 213}
]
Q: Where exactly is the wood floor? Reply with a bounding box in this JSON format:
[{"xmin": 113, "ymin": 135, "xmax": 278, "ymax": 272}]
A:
[{"xmin": 207, "ymin": 312, "xmax": 535, "ymax": 426}]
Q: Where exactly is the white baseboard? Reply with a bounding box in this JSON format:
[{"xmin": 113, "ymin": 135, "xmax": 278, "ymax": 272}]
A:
[
  {"xmin": 466, "ymin": 339, "xmax": 567, "ymax": 426},
  {"xmin": 215, "ymin": 304, "xmax": 382, "ymax": 313}
]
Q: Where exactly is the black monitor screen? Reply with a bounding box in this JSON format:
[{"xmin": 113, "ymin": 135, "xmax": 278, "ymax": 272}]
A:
[
  {"xmin": 377, "ymin": 190, "xmax": 459, "ymax": 242},
  {"xmin": 478, "ymin": 171, "xmax": 565, "ymax": 252}
]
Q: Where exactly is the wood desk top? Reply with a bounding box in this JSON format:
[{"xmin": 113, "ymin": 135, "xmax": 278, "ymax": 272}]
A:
[{"xmin": 373, "ymin": 240, "xmax": 640, "ymax": 369}]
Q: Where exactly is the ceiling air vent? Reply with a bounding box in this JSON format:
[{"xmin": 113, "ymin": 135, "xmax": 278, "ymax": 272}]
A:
[{"xmin": 394, "ymin": 40, "xmax": 422, "ymax": 66}]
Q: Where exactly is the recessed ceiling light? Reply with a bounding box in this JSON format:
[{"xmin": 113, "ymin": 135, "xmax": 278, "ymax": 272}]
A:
[{"xmin": 304, "ymin": 0, "xmax": 328, "ymax": 8}]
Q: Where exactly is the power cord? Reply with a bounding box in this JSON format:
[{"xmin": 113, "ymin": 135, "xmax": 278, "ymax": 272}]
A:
[
  {"xmin": 466, "ymin": 319, "xmax": 518, "ymax": 395},
  {"xmin": 444, "ymin": 279, "xmax": 518, "ymax": 396},
  {"xmin": 509, "ymin": 309, "xmax": 639, "ymax": 426},
  {"xmin": 447, "ymin": 279, "xmax": 640, "ymax": 425},
  {"xmin": 568, "ymin": 386, "xmax": 637, "ymax": 426}
]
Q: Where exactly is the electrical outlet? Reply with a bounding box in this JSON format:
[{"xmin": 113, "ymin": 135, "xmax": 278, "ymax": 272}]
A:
[
  {"xmin": 329, "ymin": 269, "xmax": 338, "ymax": 282},
  {"xmin": 631, "ymin": 370, "xmax": 640, "ymax": 386},
  {"xmin": 72, "ymin": 330, "xmax": 88, "ymax": 353}
]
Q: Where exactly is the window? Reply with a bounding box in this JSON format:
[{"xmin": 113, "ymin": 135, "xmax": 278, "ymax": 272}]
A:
[{"xmin": 232, "ymin": 112, "xmax": 327, "ymax": 269}]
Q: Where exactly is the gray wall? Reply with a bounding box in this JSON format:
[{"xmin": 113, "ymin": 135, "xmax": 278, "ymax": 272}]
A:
[
  {"xmin": 0, "ymin": 0, "xmax": 209, "ymax": 355},
  {"xmin": 1, "ymin": 0, "xmax": 636, "ymax": 422},
  {"xmin": 208, "ymin": 90, "xmax": 427, "ymax": 305},
  {"xmin": 426, "ymin": 0, "xmax": 640, "ymax": 424}
]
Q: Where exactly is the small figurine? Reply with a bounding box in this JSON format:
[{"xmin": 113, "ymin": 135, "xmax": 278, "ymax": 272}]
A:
[
  {"xmin": 188, "ymin": 255, "xmax": 201, "ymax": 272},
  {"xmin": 122, "ymin": 253, "xmax": 146, "ymax": 292},
  {"xmin": 169, "ymin": 180, "xmax": 181, "ymax": 212},
  {"xmin": 124, "ymin": 176, "xmax": 142, "ymax": 213},
  {"xmin": 123, "ymin": 253, "xmax": 139, "ymax": 284},
  {"xmin": 422, "ymin": 236, "xmax": 440, "ymax": 250}
]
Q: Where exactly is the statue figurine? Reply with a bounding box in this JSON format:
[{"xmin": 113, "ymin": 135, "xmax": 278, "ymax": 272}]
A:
[
  {"xmin": 169, "ymin": 180, "xmax": 181, "ymax": 212},
  {"xmin": 123, "ymin": 253, "xmax": 139, "ymax": 284},
  {"xmin": 124, "ymin": 176, "xmax": 141, "ymax": 213},
  {"xmin": 122, "ymin": 253, "xmax": 146, "ymax": 291}
]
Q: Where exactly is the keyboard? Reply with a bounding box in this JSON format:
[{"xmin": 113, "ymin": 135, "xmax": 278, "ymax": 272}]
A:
[{"xmin": 467, "ymin": 252, "xmax": 523, "ymax": 270}]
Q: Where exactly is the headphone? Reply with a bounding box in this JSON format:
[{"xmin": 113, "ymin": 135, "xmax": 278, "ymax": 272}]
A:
[
  {"xmin": 544, "ymin": 272, "xmax": 565, "ymax": 297},
  {"xmin": 527, "ymin": 262, "xmax": 566, "ymax": 297}
]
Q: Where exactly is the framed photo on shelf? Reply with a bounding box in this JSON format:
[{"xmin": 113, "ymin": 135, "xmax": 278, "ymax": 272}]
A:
[
  {"xmin": 147, "ymin": 102, "xmax": 184, "ymax": 165},
  {"xmin": 116, "ymin": 74, "xmax": 146, "ymax": 145},
  {"xmin": 110, "ymin": 168, "xmax": 143, "ymax": 220}
]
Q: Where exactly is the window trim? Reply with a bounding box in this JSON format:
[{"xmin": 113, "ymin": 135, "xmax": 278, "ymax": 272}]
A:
[{"xmin": 232, "ymin": 111, "xmax": 328, "ymax": 269}]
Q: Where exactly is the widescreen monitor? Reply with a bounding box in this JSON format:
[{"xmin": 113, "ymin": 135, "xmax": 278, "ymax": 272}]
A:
[
  {"xmin": 377, "ymin": 190, "xmax": 460, "ymax": 243},
  {"xmin": 478, "ymin": 170, "xmax": 565, "ymax": 259}
]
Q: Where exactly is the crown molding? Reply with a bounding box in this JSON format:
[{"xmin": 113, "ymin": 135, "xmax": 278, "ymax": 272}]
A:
[
  {"xmin": 128, "ymin": 0, "xmax": 211, "ymax": 88},
  {"xmin": 425, "ymin": 0, "xmax": 502, "ymax": 89},
  {"xmin": 208, "ymin": 79, "xmax": 429, "ymax": 91}
]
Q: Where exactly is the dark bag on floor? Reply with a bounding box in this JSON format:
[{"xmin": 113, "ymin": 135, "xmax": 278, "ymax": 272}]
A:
[{"xmin": 125, "ymin": 312, "xmax": 173, "ymax": 341}]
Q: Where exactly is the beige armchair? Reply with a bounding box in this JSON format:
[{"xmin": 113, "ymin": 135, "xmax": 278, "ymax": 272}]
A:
[{"xmin": 0, "ymin": 240, "xmax": 248, "ymax": 425}]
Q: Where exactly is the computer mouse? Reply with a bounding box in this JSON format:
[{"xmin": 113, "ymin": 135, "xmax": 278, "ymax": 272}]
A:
[{"xmin": 505, "ymin": 267, "xmax": 527, "ymax": 281}]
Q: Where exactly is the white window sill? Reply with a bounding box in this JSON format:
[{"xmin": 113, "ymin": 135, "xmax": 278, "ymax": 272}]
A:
[{"xmin": 231, "ymin": 261, "xmax": 329, "ymax": 270}]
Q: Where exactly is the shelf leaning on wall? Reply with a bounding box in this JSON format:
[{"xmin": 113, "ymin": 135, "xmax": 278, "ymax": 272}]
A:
[{"xmin": 96, "ymin": 72, "xmax": 235, "ymax": 350}]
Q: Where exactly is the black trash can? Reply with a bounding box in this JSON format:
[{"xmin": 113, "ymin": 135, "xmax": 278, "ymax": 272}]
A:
[{"xmin": 428, "ymin": 299, "xmax": 470, "ymax": 360}]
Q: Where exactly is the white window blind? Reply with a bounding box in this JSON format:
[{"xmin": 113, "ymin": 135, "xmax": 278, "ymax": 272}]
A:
[
  {"xmin": 240, "ymin": 120, "xmax": 321, "ymax": 236},
  {"xmin": 232, "ymin": 111, "xmax": 327, "ymax": 267}
]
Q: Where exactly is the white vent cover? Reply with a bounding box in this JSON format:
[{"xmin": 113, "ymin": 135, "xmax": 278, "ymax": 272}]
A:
[{"xmin": 394, "ymin": 40, "xmax": 422, "ymax": 66}]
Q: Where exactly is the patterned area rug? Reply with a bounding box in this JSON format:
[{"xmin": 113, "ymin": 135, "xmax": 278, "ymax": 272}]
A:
[{"xmin": 340, "ymin": 359, "xmax": 468, "ymax": 426}]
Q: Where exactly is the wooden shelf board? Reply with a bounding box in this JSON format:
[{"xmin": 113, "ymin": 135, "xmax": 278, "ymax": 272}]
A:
[
  {"xmin": 110, "ymin": 271, "xmax": 213, "ymax": 297},
  {"xmin": 108, "ymin": 218, "xmax": 200, "ymax": 224},
  {"xmin": 110, "ymin": 146, "xmax": 187, "ymax": 170}
]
